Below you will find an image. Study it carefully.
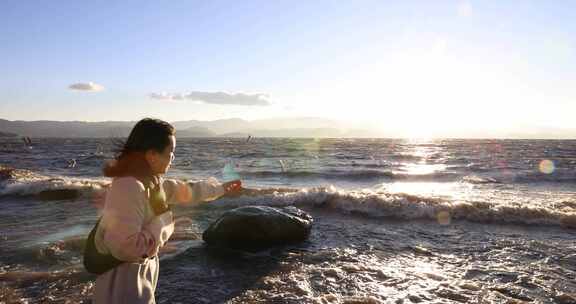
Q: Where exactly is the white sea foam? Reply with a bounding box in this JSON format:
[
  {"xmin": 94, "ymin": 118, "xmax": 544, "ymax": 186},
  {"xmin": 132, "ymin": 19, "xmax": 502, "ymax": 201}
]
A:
[
  {"xmin": 211, "ymin": 187, "xmax": 576, "ymax": 228},
  {"xmin": 2, "ymin": 172, "xmax": 575, "ymax": 228},
  {"xmin": 0, "ymin": 169, "xmax": 107, "ymax": 197}
]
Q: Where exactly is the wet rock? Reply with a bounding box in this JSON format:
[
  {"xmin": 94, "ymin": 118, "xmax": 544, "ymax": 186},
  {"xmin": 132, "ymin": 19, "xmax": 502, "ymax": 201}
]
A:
[
  {"xmin": 203, "ymin": 206, "xmax": 313, "ymax": 249},
  {"xmin": 515, "ymin": 275, "xmax": 540, "ymax": 289},
  {"xmin": 560, "ymin": 254, "xmax": 576, "ymax": 268},
  {"xmin": 435, "ymin": 288, "xmax": 470, "ymax": 303},
  {"xmin": 494, "ymin": 271, "xmax": 519, "ymax": 283},
  {"xmin": 554, "ymin": 293, "xmax": 576, "ymax": 304},
  {"xmin": 463, "ymin": 268, "xmax": 489, "ymax": 279},
  {"xmin": 324, "ymin": 267, "xmax": 345, "ymax": 279},
  {"xmin": 406, "ymin": 294, "xmax": 422, "ymax": 303},
  {"xmin": 60, "ymin": 237, "xmax": 86, "ymax": 252},
  {"xmin": 459, "ymin": 282, "xmax": 481, "ymax": 291},
  {"xmin": 411, "ymin": 246, "xmax": 433, "ymax": 256},
  {"xmin": 38, "ymin": 189, "xmax": 81, "ymax": 201},
  {"xmin": 423, "ymin": 272, "xmax": 446, "ymax": 281},
  {"xmin": 560, "ymin": 215, "xmax": 576, "ymax": 229},
  {"xmin": 316, "ymin": 293, "xmax": 339, "ymax": 303},
  {"xmin": 38, "ymin": 245, "xmax": 63, "ymax": 262},
  {"xmin": 341, "ymin": 296, "xmax": 383, "ymax": 304},
  {"xmin": 491, "ymin": 286, "xmax": 533, "ymax": 302}
]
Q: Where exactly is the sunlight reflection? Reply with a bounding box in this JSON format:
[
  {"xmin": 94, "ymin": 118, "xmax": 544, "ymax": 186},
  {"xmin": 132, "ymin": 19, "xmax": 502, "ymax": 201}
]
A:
[
  {"xmin": 404, "ymin": 141, "xmax": 436, "ymax": 158},
  {"xmin": 400, "ymin": 163, "xmax": 447, "ymax": 175},
  {"xmin": 409, "ymin": 259, "xmax": 447, "ymax": 281},
  {"xmin": 397, "ymin": 140, "xmax": 448, "ymax": 175}
]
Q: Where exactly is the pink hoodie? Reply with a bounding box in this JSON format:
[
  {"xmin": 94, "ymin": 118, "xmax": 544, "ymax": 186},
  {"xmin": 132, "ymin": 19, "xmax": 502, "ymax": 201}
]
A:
[
  {"xmin": 94, "ymin": 176, "xmax": 225, "ymax": 262},
  {"xmin": 92, "ymin": 176, "xmax": 225, "ymax": 304}
]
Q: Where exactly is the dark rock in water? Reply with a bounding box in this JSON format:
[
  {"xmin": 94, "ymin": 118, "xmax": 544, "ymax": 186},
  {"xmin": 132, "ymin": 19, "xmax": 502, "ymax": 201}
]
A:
[
  {"xmin": 561, "ymin": 215, "xmax": 576, "ymax": 229},
  {"xmin": 434, "ymin": 288, "xmax": 469, "ymax": 303},
  {"xmin": 491, "ymin": 286, "xmax": 533, "ymax": 302},
  {"xmin": 38, "ymin": 189, "xmax": 80, "ymax": 201},
  {"xmin": 0, "ymin": 131, "xmax": 18, "ymax": 137},
  {"xmin": 203, "ymin": 206, "xmax": 313, "ymax": 249},
  {"xmin": 554, "ymin": 293, "xmax": 576, "ymax": 304}
]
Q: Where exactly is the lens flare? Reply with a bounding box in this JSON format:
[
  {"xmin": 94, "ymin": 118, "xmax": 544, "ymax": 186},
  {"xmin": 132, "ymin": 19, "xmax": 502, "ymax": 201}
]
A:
[
  {"xmin": 539, "ymin": 159, "xmax": 555, "ymax": 174},
  {"xmin": 437, "ymin": 210, "xmax": 451, "ymax": 225},
  {"xmin": 175, "ymin": 182, "xmax": 192, "ymax": 202}
]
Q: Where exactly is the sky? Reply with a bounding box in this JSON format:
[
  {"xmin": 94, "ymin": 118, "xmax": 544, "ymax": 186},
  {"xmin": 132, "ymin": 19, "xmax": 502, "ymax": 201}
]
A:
[{"xmin": 0, "ymin": 0, "xmax": 574, "ymax": 137}]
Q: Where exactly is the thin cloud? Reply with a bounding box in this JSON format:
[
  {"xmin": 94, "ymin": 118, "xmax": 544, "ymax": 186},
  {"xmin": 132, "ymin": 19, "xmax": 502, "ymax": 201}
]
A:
[
  {"xmin": 149, "ymin": 92, "xmax": 185, "ymax": 100},
  {"xmin": 69, "ymin": 82, "xmax": 105, "ymax": 92},
  {"xmin": 149, "ymin": 91, "xmax": 271, "ymax": 106}
]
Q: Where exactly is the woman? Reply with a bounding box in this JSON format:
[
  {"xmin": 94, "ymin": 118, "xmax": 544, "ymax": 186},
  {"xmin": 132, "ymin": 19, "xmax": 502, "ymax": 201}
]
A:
[{"xmin": 91, "ymin": 118, "xmax": 241, "ymax": 303}]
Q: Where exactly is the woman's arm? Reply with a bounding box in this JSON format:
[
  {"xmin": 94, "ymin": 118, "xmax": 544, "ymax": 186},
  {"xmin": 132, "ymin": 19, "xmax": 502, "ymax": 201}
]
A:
[
  {"xmin": 101, "ymin": 177, "xmax": 174, "ymax": 261},
  {"xmin": 163, "ymin": 177, "xmax": 241, "ymax": 206}
]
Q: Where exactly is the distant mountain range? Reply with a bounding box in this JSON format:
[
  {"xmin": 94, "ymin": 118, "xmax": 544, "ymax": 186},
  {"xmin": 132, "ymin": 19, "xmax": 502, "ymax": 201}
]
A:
[
  {"xmin": 0, "ymin": 118, "xmax": 380, "ymax": 138},
  {"xmin": 0, "ymin": 118, "xmax": 573, "ymax": 139}
]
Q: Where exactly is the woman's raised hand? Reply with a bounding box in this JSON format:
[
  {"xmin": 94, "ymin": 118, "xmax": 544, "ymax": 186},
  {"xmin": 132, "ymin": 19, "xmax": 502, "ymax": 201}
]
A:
[{"xmin": 222, "ymin": 180, "xmax": 242, "ymax": 194}]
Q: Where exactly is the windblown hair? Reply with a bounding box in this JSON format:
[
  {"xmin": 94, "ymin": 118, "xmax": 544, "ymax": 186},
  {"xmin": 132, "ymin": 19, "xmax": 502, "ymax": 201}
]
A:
[{"xmin": 103, "ymin": 118, "xmax": 175, "ymax": 179}]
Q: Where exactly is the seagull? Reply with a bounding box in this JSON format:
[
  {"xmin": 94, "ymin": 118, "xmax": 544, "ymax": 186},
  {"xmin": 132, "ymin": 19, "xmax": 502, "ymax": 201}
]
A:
[{"xmin": 67, "ymin": 159, "xmax": 77, "ymax": 168}]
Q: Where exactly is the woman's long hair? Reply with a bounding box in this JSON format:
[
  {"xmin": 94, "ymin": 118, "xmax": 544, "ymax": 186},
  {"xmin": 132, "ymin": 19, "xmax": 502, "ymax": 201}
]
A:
[{"xmin": 104, "ymin": 118, "xmax": 175, "ymax": 181}]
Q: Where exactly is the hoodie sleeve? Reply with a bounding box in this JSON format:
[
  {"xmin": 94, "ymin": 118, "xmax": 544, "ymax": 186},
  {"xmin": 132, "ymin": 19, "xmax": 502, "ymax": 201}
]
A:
[
  {"xmin": 163, "ymin": 177, "xmax": 225, "ymax": 206},
  {"xmin": 101, "ymin": 177, "xmax": 174, "ymax": 261}
]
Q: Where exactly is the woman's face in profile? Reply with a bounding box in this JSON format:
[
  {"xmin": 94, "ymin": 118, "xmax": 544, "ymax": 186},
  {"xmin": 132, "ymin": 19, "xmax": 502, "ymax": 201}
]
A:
[{"xmin": 148, "ymin": 135, "xmax": 176, "ymax": 175}]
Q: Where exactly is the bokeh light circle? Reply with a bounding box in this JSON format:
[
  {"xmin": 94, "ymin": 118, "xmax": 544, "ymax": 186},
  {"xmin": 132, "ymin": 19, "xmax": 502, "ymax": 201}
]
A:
[{"xmin": 539, "ymin": 159, "xmax": 555, "ymax": 174}]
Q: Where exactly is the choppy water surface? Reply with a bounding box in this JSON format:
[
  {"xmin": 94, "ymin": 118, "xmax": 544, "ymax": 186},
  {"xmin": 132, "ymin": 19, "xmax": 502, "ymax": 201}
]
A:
[{"xmin": 0, "ymin": 138, "xmax": 575, "ymax": 303}]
